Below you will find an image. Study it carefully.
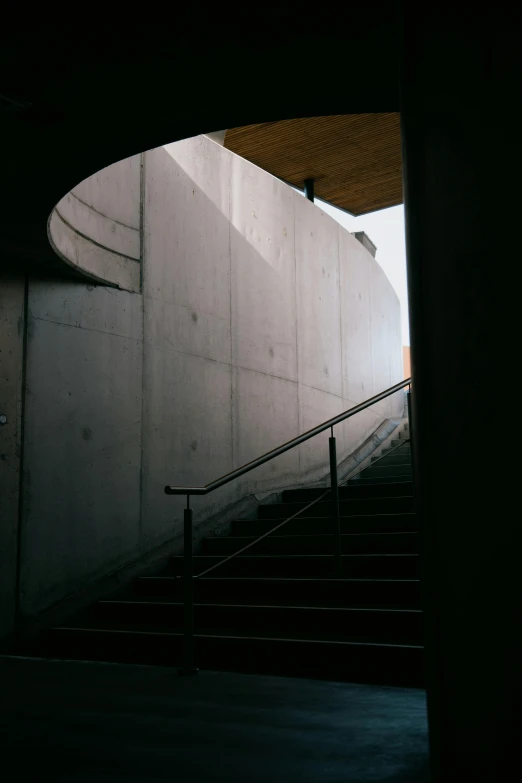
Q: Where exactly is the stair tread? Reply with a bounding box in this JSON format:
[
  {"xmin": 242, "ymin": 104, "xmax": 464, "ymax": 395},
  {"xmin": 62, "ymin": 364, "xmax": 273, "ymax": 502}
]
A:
[
  {"xmin": 61, "ymin": 600, "xmax": 423, "ymax": 645},
  {"xmin": 283, "ymin": 487, "xmax": 412, "ymax": 496},
  {"xmin": 139, "ymin": 576, "xmax": 421, "ymax": 583},
  {"xmin": 237, "ymin": 511, "xmax": 416, "ymax": 518},
  {"xmin": 214, "ymin": 532, "xmax": 417, "ymax": 540},
  {"xmin": 50, "ymin": 626, "xmax": 423, "ymax": 649},
  {"xmin": 168, "ymin": 553, "xmax": 420, "ymax": 577},
  {"xmin": 31, "ymin": 624, "xmax": 424, "ymax": 685},
  {"xmin": 274, "ymin": 496, "xmax": 413, "ymax": 507},
  {"xmin": 278, "ymin": 489, "xmax": 414, "ymax": 504},
  {"xmin": 28, "ymin": 463, "xmax": 422, "ymax": 685},
  {"xmin": 347, "ymin": 478, "xmax": 412, "ymax": 484},
  {"xmin": 233, "ymin": 513, "xmax": 417, "ymax": 525},
  {"xmin": 363, "ymin": 463, "xmax": 411, "ymax": 467},
  {"xmin": 358, "ymin": 473, "xmax": 412, "ymax": 478},
  {"xmin": 283, "ymin": 476, "xmax": 412, "ymax": 495},
  {"xmin": 97, "ymin": 600, "xmax": 422, "ymax": 613},
  {"xmin": 179, "ymin": 553, "xmax": 419, "ymax": 559},
  {"xmin": 231, "ymin": 515, "xmax": 418, "ymax": 537},
  {"xmin": 203, "ymin": 531, "xmax": 418, "ymax": 554}
]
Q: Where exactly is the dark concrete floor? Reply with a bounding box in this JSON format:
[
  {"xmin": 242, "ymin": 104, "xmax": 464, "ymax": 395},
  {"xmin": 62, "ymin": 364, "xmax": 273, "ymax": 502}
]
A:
[{"xmin": 0, "ymin": 656, "xmax": 430, "ymax": 782}]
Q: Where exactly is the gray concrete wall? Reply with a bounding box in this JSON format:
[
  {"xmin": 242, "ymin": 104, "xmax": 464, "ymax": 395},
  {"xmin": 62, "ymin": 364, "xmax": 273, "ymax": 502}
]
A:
[
  {"xmin": 19, "ymin": 281, "xmax": 143, "ymax": 617},
  {"xmin": 15, "ymin": 135, "xmax": 403, "ymax": 625}
]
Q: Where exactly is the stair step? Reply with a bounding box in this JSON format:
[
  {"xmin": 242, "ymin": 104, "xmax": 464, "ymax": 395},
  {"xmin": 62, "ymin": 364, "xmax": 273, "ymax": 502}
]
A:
[
  {"xmin": 22, "ymin": 459, "xmax": 421, "ymax": 688},
  {"xmin": 66, "ymin": 602, "xmax": 423, "ymax": 645},
  {"xmin": 202, "ymin": 532, "xmax": 418, "ymax": 556},
  {"xmin": 370, "ymin": 453, "xmax": 411, "ymax": 466},
  {"xmin": 260, "ymin": 496, "xmax": 415, "ymax": 520},
  {"xmin": 169, "ymin": 553, "xmax": 420, "ymax": 578},
  {"xmin": 133, "ymin": 577, "xmax": 422, "ymax": 609},
  {"xmin": 399, "ymin": 430, "xmax": 410, "ymax": 439},
  {"xmin": 358, "ymin": 464, "xmax": 412, "ymax": 479},
  {"xmin": 30, "ymin": 628, "xmax": 424, "ymax": 687},
  {"xmin": 232, "ymin": 512, "xmax": 417, "ymax": 536},
  {"xmin": 281, "ymin": 482, "xmax": 412, "ymax": 503},
  {"xmin": 347, "ymin": 475, "xmax": 413, "ymax": 486},
  {"xmin": 381, "ymin": 444, "xmax": 411, "ymax": 457}
]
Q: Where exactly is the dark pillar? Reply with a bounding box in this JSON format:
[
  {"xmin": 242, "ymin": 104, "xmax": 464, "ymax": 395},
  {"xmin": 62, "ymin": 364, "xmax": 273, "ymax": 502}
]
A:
[
  {"xmin": 303, "ymin": 178, "xmax": 314, "ymax": 202},
  {"xmin": 400, "ymin": 19, "xmax": 521, "ymax": 782},
  {"xmin": 0, "ymin": 274, "xmax": 26, "ymax": 645}
]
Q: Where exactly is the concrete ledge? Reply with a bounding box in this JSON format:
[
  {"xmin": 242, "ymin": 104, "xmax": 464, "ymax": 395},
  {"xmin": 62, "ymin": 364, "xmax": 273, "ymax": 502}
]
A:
[
  {"xmin": 57, "ymin": 191, "xmax": 140, "ymax": 260},
  {"xmin": 48, "ymin": 210, "xmax": 141, "ymax": 294}
]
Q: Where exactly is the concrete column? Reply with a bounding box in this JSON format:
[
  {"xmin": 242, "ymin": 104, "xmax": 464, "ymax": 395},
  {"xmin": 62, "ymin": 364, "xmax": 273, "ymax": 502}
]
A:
[
  {"xmin": 0, "ymin": 275, "xmax": 26, "ymax": 642},
  {"xmin": 400, "ymin": 22, "xmax": 521, "ymax": 781}
]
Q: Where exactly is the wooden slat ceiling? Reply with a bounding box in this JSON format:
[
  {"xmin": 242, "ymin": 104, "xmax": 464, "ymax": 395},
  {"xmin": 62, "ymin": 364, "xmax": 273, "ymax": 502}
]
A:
[{"xmin": 224, "ymin": 114, "xmax": 402, "ymax": 216}]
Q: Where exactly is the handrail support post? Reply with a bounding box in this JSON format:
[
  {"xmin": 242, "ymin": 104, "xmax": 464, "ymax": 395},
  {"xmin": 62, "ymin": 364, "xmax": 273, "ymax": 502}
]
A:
[
  {"xmin": 329, "ymin": 432, "xmax": 342, "ymax": 576},
  {"xmin": 179, "ymin": 497, "xmax": 198, "ymax": 676},
  {"xmin": 406, "ymin": 388, "xmax": 417, "ymax": 500}
]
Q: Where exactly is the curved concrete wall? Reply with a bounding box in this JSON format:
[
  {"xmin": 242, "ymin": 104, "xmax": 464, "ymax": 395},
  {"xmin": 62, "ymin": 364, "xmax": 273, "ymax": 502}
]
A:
[
  {"xmin": 48, "ymin": 155, "xmax": 142, "ymax": 292},
  {"xmin": 143, "ymin": 137, "xmax": 403, "ymax": 504},
  {"xmin": 18, "ymin": 135, "xmax": 403, "ymax": 623}
]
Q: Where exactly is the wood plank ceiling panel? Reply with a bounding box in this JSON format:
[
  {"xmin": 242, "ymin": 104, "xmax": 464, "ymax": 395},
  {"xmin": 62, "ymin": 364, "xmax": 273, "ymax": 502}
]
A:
[{"xmin": 224, "ymin": 114, "xmax": 402, "ymax": 216}]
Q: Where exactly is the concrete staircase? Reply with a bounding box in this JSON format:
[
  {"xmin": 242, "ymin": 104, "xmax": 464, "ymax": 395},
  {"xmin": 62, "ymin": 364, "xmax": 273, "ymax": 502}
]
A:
[{"xmin": 25, "ymin": 433, "xmax": 422, "ymax": 686}]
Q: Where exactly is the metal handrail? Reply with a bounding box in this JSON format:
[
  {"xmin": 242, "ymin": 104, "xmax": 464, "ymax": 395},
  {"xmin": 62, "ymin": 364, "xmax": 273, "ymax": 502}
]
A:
[
  {"xmin": 194, "ymin": 436, "xmax": 411, "ymax": 580},
  {"xmin": 164, "ymin": 377, "xmax": 411, "ymax": 497},
  {"xmin": 168, "ymin": 377, "xmax": 412, "ymax": 675}
]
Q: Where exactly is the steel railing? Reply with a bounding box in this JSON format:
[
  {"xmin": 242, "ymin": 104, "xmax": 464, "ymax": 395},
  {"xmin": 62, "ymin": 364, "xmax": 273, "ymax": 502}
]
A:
[
  {"xmin": 165, "ymin": 377, "xmax": 412, "ymax": 673},
  {"xmin": 194, "ymin": 435, "xmax": 411, "ymax": 579}
]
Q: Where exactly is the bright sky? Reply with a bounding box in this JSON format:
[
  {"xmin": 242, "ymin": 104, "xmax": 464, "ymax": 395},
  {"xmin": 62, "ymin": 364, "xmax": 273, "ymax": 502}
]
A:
[{"xmin": 315, "ymin": 200, "xmax": 410, "ymax": 346}]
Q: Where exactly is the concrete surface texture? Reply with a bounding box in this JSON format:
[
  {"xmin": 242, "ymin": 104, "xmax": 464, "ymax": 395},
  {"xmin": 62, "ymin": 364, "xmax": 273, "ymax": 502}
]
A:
[
  {"xmin": 49, "ymin": 154, "xmax": 142, "ymax": 293},
  {"xmin": 0, "ymin": 656, "xmax": 430, "ymax": 782},
  {"xmin": 15, "ymin": 134, "xmax": 403, "ymax": 628}
]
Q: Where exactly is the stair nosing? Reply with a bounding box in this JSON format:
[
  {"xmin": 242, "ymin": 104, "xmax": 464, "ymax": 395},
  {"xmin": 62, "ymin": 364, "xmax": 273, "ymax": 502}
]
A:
[
  {"xmin": 138, "ymin": 576, "xmax": 422, "ymax": 583},
  {"xmin": 214, "ymin": 532, "xmax": 418, "ymax": 540},
  {"xmin": 97, "ymin": 600, "xmax": 422, "ymax": 613},
  {"xmin": 237, "ymin": 512, "xmax": 416, "ymax": 519},
  {"xmin": 173, "ymin": 553, "xmax": 420, "ymax": 560},
  {"xmin": 279, "ymin": 495, "xmax": 413, "ymax": 505}
]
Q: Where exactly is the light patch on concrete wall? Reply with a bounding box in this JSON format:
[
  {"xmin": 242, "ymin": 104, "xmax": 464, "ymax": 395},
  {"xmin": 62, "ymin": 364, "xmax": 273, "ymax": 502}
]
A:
[
  {"xmin": 230, "ymin": 154, "xmax": 297, "ymax": 381},
  {"xmin": 295, "ymin": 201, "xmax": 343, "ymax": 398},
  {"xmin": 163, "ymin": 138, "xmax": 231, "ymax": 224}
]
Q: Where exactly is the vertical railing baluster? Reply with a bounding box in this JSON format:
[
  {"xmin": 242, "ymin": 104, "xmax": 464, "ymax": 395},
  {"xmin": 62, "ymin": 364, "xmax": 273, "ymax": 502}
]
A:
[
  {"xmin": 406, "ymin": 385, "xmax": 417, "ymax": 502},
  {"xmin": 329, "ymin": 426, "xmax": 342, "ymax": 576},
  {"xmin": 179, "ymin": 495, "xmax": 198, "ymax": 675}
]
